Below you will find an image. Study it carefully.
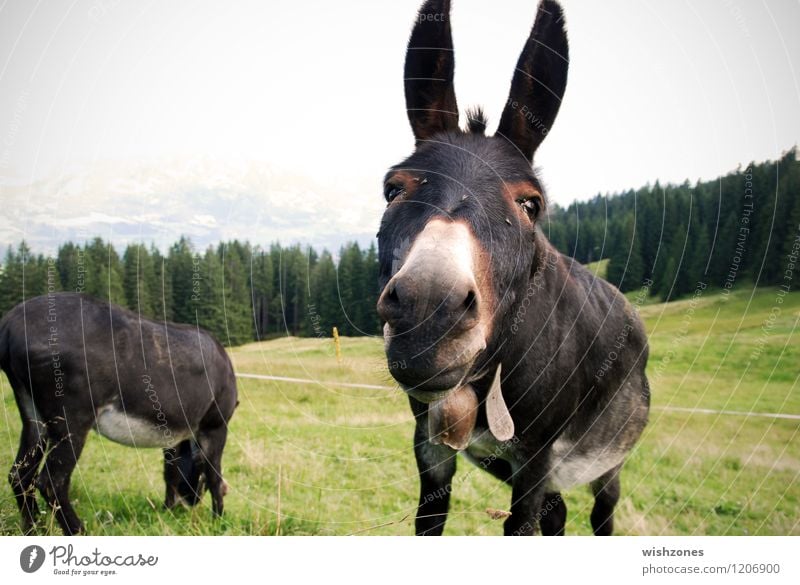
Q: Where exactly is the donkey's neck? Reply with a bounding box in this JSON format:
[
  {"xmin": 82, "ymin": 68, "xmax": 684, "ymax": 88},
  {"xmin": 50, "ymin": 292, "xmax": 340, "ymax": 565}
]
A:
[{"xmin": 529, "ymin": 228, "xmax": 563, "ymax": 286}]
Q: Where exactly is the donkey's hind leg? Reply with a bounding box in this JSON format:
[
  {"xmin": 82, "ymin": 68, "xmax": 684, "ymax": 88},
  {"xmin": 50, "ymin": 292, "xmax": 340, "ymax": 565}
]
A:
[
  {"xmin": 8, "ymin": 419, "xmax": 46, "ymax": 534},
  {"xmin": 590, "ymin": 464, "xmax": 622, "ymax": 536},
  {"xmin": 7, "ymin": 375, "xmax": 47, "ymax": 534},
  {"xmin": 36, "ymin": 418, "xmax": 91, "ymax": 535},
  {"xmin": 197, "ymin": 425, "xmax": 228, "ymax": 517}
]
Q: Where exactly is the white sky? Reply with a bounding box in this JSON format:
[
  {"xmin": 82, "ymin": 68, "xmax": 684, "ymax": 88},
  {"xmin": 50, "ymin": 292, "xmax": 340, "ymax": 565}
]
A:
[{"xmin": 0, "ymin": 0, "xmax": 798, "ymax": 252}]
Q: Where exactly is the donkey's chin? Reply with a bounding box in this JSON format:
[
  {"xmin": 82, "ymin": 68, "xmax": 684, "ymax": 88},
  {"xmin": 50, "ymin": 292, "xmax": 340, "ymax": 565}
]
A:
[
  {"xmin": 392, "ymin": 366, "xmax": 470, "ymax": 403},
  {"xmin": 386, "ymin": 345, "xmax": 485, "ymax": 403}
]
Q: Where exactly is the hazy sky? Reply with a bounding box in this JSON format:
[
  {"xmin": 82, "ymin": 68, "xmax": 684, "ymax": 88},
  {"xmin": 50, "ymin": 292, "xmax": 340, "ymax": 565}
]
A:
[{"xmin": 0, "ymin": 0, "xmax": 798, "ymax": 253}]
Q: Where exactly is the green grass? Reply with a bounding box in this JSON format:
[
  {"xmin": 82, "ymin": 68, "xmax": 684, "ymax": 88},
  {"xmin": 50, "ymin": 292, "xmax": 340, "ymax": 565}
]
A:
[
  {"xmin": 1, "ymin": 288, "xmax": 798, "ymax": 535},
  {"xmin": 584, "ymin": 258, "xmax": 609, "ymax": 280}
]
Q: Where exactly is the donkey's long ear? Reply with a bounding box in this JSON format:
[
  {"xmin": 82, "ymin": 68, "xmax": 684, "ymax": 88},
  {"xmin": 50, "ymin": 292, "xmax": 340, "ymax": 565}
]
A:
[
  {"xmin": 496, "ymin": 0, "xmax": 568, "ymax": 160},
  {"xmin": 404, "ymin": 0, "xmax": 459, "ymax": 142}
]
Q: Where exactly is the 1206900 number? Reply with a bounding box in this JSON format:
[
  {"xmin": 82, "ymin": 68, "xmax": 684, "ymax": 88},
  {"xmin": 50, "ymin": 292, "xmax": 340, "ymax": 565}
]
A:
[{"xmin": 733, "ymin": 563, "xmax": 780, "ymax": 574}]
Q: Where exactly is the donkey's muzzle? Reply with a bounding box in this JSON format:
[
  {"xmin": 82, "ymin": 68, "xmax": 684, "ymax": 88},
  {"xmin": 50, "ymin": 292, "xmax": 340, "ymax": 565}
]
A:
[
  {"xmin": 378, "ymin": 218, "xmax": 489, "ymax": 397},
  {"xmin": 377, "ymin": 264, "xmax": 480, "ymax": 334},
  {"xmin": 379, "ymin": 269, "xmax": 486, "ymax": 397}
]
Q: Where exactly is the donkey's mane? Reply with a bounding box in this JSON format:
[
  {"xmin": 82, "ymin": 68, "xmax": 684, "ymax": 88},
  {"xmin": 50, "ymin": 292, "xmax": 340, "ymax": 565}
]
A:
[{"xmin": 466, "ymin": 107, "xmax": 488, "ymax": 135}]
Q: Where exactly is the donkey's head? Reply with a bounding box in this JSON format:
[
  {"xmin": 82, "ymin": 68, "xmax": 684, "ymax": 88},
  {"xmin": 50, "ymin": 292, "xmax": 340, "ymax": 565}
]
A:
[
  {"xmin": 174, "ymin": 439, "xmax": 207, "ymax": 506},
  {"xmin": 377, "ymin": 0, "xmax": 568, "ymax": 402}
]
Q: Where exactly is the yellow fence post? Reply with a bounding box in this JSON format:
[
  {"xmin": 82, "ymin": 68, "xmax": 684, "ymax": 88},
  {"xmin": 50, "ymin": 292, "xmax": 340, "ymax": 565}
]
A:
[{"xmin": 332, "ymin": 326, "xmax": 342, "ymax": 364}]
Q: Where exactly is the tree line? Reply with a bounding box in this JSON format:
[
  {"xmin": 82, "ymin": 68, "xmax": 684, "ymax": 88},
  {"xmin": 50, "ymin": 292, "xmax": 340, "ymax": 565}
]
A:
[
  {"xmin": 544, "ymin": 148, "xmax": 800, "ymax": 300},
  {"xmin": 1, "ymin": 149, "xmax": 798, "ymax": 344},
  {"xmin": 0, "ymin": 238, "xmax": 381, "ymax": 346}
]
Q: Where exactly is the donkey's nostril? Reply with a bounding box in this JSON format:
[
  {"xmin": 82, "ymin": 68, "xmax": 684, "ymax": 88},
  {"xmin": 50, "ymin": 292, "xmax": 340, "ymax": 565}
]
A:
[
  {"xmin": 377, "ymin": 283, "xmax": 403, "ymax": 326},
  {"xmin": 463, "ymin": 290, "xmax": 477, "ymax": 312}
]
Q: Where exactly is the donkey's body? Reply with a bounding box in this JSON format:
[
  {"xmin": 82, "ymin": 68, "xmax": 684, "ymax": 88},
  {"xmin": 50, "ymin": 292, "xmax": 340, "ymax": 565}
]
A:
[
  {"xmin": 460, "ymin": 232, "xmax": 649, "ymax": 487},
  {"xmin": 0, "ymin": 292, "xmax": 237, "ymax": 534},
  {"xmin": 378, "ymin": 0, "xmax": 649, "ymax": 535}
]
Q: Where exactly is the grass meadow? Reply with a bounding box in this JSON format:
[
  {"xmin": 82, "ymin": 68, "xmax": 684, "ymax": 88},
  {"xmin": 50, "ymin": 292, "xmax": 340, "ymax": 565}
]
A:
[{"xmin": 1, "ymin": 287, "xmax": 798, "ymax": 535}]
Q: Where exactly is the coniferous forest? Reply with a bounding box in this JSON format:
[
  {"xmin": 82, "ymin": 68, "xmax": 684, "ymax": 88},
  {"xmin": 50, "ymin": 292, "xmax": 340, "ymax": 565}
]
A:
[
  {"xmin": 0, "ymin": 149, "xmax": 797, "ymax": 346},
  {"xmin": 544, "ymin": 148, "xmax": 799, "ymax": 299}
]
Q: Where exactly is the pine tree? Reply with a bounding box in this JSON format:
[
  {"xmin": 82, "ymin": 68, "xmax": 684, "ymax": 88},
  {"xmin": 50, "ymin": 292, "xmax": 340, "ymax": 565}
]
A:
[
  {"xmin": 604, "ymin": 219, "xmax": 626, "ymax": 289},
  {"xmin": 657, "ymin": 222, "xmax": 689, "ymax": 301},
  {"xmin": 196, "ymin": 246, "xmax": 226, "ymax": 341},
  {"xmin": 686, "ymin": 209, "xmax": 710, "ymax": 289},
  {"xmin": 122, "ymin": 244, "xmax": 156, "ymax": 317},
  {"xmin": 56, "ymin": 242, "xmax": 82, "ymax": 292},
  {"xmin": 777, "ymin": 149, "xmax": 800, "ymax": 290},
  {"xmin": 0, "ymin": 244, "xmax": 24, "ymax": 316},
  {"xmin": 169, "ymin": 237, "xmax": 197, "ymax": 324},
  {"xmin": 310, "ymin": 250, "xmax": 339, "ymax": 337},
  {"xmin": 250, "ymin": 247, "xmax": 274, "ymax": 339},
  {"xmin": 83, "ymin": 237, "xmax": 125, "ymax": 304},
  {"xmin": 219, "ymin": 241, "xmax": 252, "ymax": 345},
  {"xmin": 337, "ymin": 243, "xmax": 365, "ymax": 335},
  {"xmin": 151, "ymin": 245, "xmax": 173, "ymax": 321},
  {"xmin": 364, "ymin": 242, "xmax": 381, "ymax": 335}
]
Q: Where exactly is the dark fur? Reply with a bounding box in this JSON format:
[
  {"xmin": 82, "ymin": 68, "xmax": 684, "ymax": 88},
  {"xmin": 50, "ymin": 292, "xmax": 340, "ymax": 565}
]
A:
[
  {"xmin": 166, "ymin": 439, "xmax": 206, "ymax": 507},
  {"xmin": 378, "ymin": 0, "xmax": 649, "ymax": 535},
  {"xmin": 0, "ymin": 293, "xmax": 237, "ymax": 535}
]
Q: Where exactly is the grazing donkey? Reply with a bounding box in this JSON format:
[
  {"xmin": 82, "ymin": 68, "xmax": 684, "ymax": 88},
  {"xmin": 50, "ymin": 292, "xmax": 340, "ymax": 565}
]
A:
[
  {"xmin": 377, "ymin": 0, "xmax": 650, "ymax": 535},
  {"xmin": 0, "ymin": 292, "xmax": 238, "ymax": 534}
]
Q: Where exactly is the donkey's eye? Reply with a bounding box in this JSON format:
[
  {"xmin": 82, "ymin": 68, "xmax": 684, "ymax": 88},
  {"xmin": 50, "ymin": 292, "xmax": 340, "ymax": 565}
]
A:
[
  {"xmin": 384, "ymin": 183, "xmax": 406, "ymax": 202},
  {"xmin": 516, "ymin": 196, "xmax": 542, "ymax": 219}
]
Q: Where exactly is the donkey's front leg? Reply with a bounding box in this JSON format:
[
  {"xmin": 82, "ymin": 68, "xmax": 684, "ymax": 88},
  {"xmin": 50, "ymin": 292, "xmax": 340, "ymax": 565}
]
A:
[
  {"xmin": 412, "ymin": 416, "xmax": 457, "ymax": 536},
  {"xmin": 504, "ymin": 454, "xmax": 550, "ymax": 536}
]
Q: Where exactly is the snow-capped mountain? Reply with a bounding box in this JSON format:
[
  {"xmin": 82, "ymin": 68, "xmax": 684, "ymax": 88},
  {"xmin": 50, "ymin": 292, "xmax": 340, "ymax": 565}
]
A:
[{"xmin": 0, "ymin": 157, "xmax": 383, "ymax": 255}]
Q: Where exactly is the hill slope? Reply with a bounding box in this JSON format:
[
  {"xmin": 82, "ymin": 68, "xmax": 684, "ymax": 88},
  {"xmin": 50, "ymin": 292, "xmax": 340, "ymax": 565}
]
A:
[{"xmin": 0, "ymin": 288, "xmax": 797, "ymax": 535}]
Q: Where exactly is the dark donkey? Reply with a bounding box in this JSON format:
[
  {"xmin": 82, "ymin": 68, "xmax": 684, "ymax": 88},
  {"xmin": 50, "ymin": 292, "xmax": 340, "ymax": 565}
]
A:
[
  {"xmin": 0, "ymin": 292, "xmax": 238, "ymax": 534},
  {"xmin": 377, "ymin": 0, "xmax": 650, "ymax": 535}
]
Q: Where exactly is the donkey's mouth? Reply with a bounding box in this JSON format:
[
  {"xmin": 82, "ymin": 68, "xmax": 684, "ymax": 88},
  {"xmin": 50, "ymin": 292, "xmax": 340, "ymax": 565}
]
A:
[
  {"xmin": 404, "ymin": 387, "xmax": 454, "ymax": 404},
  {"xmin": 383, "ymin": 319, "xmax": 487, "ymax": 402},
  {"xmin": 390, "ymin": 355, "xmax": 481, "ymax": 403}
]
